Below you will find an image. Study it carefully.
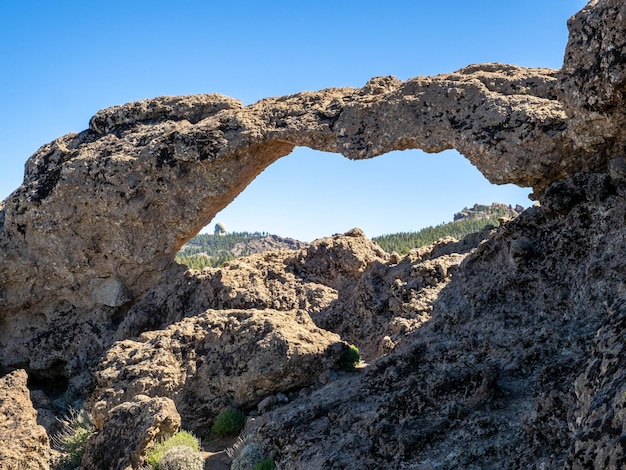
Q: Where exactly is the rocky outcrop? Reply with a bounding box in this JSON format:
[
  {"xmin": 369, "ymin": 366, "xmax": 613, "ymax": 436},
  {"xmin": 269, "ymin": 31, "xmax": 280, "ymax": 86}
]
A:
[
  {"xmin": 247, "ymin": 170, "xmax": 626, "ymax": 469},
  {"xmin": 311, "ymin": 231, "xmax": 490, "ymax": 360},
  {"xmin": 2, "ymin": 0, "xmax": 626, "ymax": 468},
  {"xmin": 116, "ymin": 228, "xmax": 465, "ymax": 362},
  {"xmin": 229, "ymin": 234, "xmax": 308, "ymax": 257},
  {"xmin": 89, "ymin": 308, "xmax": 345, "ymax": 435},
  {"xmin": 566, "ymin": 298, "xmax": 626, "ymax": 468},
  {"xmin": 114, "ymin": 230, "xmax": 387, "ymax": 340},
  {"xmin": 81, "ymin": 395, "xmax": 180, "ymax": 470},
  {"xmin": 0, "ymin": 370, "xmax": 50, "ymax": 469},
  {"xmin": 453, "ymin": 202, "xmax": 523, "ymax": 221},
  {"xmin": 2, "ymin": 1, "xmax": 621, "ymax": 378},
  {"xmin": 560, "ymin": 0, "xmax": 626, "ymax": 160}
]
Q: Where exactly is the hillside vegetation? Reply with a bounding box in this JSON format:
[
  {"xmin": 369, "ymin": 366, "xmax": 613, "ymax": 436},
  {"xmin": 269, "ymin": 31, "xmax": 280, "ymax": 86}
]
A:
[
  {"xmin": 176, "ymin": 203, "xmax": 522, "ymax": 269},
  {"xmin": 176, "ymin": 231, "xmax": 307, "ymax": 270},
  {"xmin": 176, "ymin": 232, "xmax": 267, "ymax": 269},
  {"xmin": 373, "ymin": 203, "xmax": 522, "ymax": 255}
]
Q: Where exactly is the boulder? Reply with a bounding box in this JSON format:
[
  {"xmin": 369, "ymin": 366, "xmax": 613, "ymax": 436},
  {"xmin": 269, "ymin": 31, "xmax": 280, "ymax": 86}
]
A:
[
  {"xmin": 89, "ymin": 308, "xmax": 345, "ymax": 434},
  {"xmin": 115, "ymin": 230, "xmax": 391, "ymax": 357},
  {"xmin": 81, "ymin": 394, "xmax": 180, "ymax": 470}
]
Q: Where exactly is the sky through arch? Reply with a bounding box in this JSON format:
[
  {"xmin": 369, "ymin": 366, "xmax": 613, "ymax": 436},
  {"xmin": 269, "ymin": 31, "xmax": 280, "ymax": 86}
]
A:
[{"xmin": 211, "ymin": 147, "xmax": 531, "ymax": 242}]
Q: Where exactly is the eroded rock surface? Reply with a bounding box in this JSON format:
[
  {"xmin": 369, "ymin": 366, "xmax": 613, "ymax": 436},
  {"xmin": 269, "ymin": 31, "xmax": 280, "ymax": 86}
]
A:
[
  {"xmin": 113, "ymin": 230, "xmax": 386, "ymax": 341},
  {"xmin": 310, "ymin": 231, "xmax": 490, "ymax": 360},
  {"xmin": 248, "ymin": 170, "xmax": 626, "ymax": 469},
  {"xmin": 1, "ymin": 1, "xmax": 626, "ymax": 469},
  {"xmin": 116, "ymin": 229, "xmax": 470, "ymax": 362},
  {"xmin": 560, "ymin": 0, "xmax": 626, "ymax": 159},
  {"xmin": 567, "ymin": 298, "xmax": 626, "ymax": 468},
  {"xmin": 2, "ymin": 0, "xmax": 621, "ymax": 377},
  {"xmin": 0, "ymin": 370, "xmax": 50, "ymax": 469},
  {"xmin": 81, "ymin": 394, "xmax": 180, "ymax": 470},
  {"xmin": 89, "ymin": 308, "xmax": 345, "ymax": 435}
]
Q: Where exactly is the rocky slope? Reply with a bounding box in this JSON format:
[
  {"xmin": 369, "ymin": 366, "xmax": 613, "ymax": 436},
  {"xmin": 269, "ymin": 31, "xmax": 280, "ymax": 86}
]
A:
[
  {"xmin": 2, "ymin": 0, "xmax": 626, "ymax": 468},
  {"xmin": 249, "ymin": 171, "xmax": 626, "ymax": 469},
  {"xmin": 229, "ymin": 235, "xmax": 308, "ymax": 257}
]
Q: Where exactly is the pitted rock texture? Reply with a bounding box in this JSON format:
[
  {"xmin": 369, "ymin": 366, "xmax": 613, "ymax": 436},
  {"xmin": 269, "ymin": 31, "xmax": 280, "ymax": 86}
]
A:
[
  {"xmin": 114, "ymin": 229, "xmax": 470, "ymax": 362},
  {"xmin": 2, "ymin": 1, "xmax": 626, "ymax": 469},
  {"xmin": 0, "ymin": 369, "xmax": 50, "ymax": 469},
  {"xmin": 560, "ymin": 0, "xmax": 626, "ymax": 159},
  {"xmin": 310, "ymin": 231, "xmax": 490, "ymax": 360},
  {"xmin": 89, "ymin": 308, "xmax": 345, "ymax": 435},
  {"xmin": 81, "ymin": 394, "xmax": 180, "ymax": 470},
  {"xmin": 113, "ymin": 230, "xmax": 387, "ymax": 341},
  {"xmin": 2, "ymin": 0, "xmax": 620, "ymax": 376},
  {"xmin": 247, "ymin": 171, "xmax": 626, "ymax": 469},
  {"xmin": 566, "ymin": 298, "xmax": 626, "ymax": 468}
]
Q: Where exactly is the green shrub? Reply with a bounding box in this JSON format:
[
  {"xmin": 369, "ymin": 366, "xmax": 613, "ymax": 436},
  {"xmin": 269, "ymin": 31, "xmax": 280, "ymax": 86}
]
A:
[
  {"xmin": 211, "ymin": 407, "xmax": 246, "ymax": 437},
  {"xmin": 339, "ymin": 344, "xmax": 361, "ymax": 371},
  {"xmin": 145, "ymin": 430, "xmax": 200, "ymax": 469},
  {"xmin": 158, "ymin": 445, "xmax": 204, "ymax": 470},
  {"xmin": 254, "ymin": 458, "xmax": 276, "ymax": 470},
  {"xmin": 51, "ymin": 406, "xmax": 95, "ymax": 469}
]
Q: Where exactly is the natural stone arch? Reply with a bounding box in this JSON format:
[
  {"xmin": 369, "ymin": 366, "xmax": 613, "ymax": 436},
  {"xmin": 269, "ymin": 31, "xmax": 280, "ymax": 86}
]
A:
[{"xmin": 0, "ymin": 0, "xmax": 624, "ymax": 379}]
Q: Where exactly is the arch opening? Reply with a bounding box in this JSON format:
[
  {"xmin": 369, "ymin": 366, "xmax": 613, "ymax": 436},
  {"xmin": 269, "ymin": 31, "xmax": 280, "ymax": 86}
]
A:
[{"xmin": 203, "ymin": 147, "xmax": 531, "ymax": 243}]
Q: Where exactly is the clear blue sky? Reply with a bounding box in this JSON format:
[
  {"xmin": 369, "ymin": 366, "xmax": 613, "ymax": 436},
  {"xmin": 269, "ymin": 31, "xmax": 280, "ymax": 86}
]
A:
[{"xmin": 0, "ymin": 1, "xmax": 587, "ymax": 241}]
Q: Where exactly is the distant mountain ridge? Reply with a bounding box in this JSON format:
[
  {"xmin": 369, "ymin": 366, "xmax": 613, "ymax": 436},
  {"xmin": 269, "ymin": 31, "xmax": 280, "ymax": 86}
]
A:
[
  {"xmin": 453, "ymin": 202, "xmax": 524, "ymax": 222},
  {"xmin": 176, "ymin": 203, "xmax": 523, "ymax": 269},
  {"xmin": 176, "ymin": 231, "xmax": 308, "ymax": 269}
]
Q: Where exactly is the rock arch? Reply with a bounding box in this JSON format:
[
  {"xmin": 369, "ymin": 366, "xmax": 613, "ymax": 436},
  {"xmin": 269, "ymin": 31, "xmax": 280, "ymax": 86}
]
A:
[{"xmin": 0, "ymin": 0, "xmax": 623, "ymax": 377}]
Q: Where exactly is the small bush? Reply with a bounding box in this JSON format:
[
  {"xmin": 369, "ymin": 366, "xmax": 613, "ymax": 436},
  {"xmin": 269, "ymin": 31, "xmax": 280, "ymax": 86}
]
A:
[
  {"xmin": 51, "ymin": 406, "xmax": 95, "ymax": 469},
  {"xmin": 211, "ymin": 407, "xmax": 246, "ymax": 437},
  {"xmin": 254, "ymin": 458, "xmax": 276, "ymax": 470},
  {"xmin": 339, "ymin": 344, "xmax": 361, "ymax": 371},
  {"xmin": 158, "ymin": 445, "xmax": 204, "ymax": 470},
  {"xmin": 145, "ymin": 430, "xmax": 200, "ymax": 469}
]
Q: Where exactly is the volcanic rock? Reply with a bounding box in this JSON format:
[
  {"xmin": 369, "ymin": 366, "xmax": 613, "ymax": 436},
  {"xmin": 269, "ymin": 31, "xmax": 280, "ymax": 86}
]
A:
[
  {"xmin": 114, "ymin": 230, "xmax": 390, "ymax": 352},
  {"xmin": 1, "ymin": 1, "xmax": 626, "ymax": 469},
  {"xmin": 89, "ymin": 308, "xmax": 345, "ymax": 435},
  {"xmin": 0, "ymin": 369, "xmax": 50, "ymax": 469},
  {"xmin": 81, "ymin": 394, "xmax": 180, "ymax": 470},
  {"xmin": 247, "ymin": 170, "xmax": 626, "ymax": 469},
  {"xmin": 0, "ymin": 33, "xmax": 600, "ymax": 379}
]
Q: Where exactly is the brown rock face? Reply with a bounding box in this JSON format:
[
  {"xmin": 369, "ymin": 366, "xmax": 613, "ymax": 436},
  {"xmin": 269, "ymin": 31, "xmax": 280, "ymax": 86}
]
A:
[
  {"xmin": 0, "ymin": 0, "xmax": 617, "ymax": 375},
  {"xmin": 81, "ymin": 394, "xmax": 180, "ymax": 470},
  {"xmin": 2, "ymin": 1, "xmax": 626, "ymax": 468},
  {"xmin": 560, "ymin": 0, "xmax": 626, "ymax": 159},
  {"xmin": 89, "ymin": 308, "xmax": 345, "ymax": 435},
  {"xmin": 0, "ymin": 40, "xmax": 596, "ymax": 378},
  {"xmin": 0, "ymin": 370, "xmax": 50, "ymax": 469}
]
